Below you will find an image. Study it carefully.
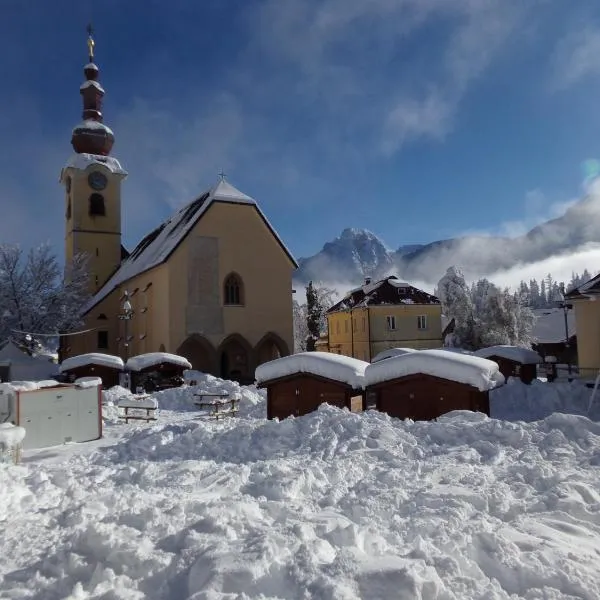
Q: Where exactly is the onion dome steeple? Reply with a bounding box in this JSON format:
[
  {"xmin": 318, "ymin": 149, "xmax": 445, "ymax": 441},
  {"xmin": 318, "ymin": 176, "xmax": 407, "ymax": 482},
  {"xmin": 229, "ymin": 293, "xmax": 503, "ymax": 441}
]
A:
[{"xmin": 71, "ymin": 24, "xmax": 115, "ymax": 156}]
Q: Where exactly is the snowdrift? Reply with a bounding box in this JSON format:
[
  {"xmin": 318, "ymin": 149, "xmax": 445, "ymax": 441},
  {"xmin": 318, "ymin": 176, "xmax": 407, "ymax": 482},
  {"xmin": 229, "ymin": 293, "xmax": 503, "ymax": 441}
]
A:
[{"xmin": 1, "ymin": 406, "xmax": 600, "ymax": 599}]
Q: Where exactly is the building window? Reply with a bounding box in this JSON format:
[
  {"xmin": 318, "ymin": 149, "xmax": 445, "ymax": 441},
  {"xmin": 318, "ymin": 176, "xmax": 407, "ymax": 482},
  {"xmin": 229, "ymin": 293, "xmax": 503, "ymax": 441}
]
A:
[
  {"xmin": 417, "ymin": 315, "xmax": 427, "ymax": 330},
  {"xmin": 97, "ymin": 330, "xmax": 108, "ymax": 349},
  {"xmin": 224, "ymin": 273, "xmax": 244, "ymax": 305},
  {"xmin": 89, "ymin": 193, "xmax": 105, "ymax": 216},
  {"xmin": 66, "ymin": 198, "xmax": 72, "ymax": 220},
  {"xmin": 386, "ymin": 315, "xmax": 396, "ymax": 330}
]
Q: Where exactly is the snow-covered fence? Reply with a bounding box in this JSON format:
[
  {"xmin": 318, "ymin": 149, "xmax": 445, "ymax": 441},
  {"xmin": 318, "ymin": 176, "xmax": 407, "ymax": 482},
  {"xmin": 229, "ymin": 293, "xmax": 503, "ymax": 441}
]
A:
[{"xmin": 0, "ymin": 423, "xmax": 26, "ymax": 464}]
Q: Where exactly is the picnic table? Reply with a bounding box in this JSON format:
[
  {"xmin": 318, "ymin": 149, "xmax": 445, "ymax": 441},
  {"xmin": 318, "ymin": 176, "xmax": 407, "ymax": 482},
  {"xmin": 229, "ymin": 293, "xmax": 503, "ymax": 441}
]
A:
[
  {"xmin": 193, "ymin": 391, "xmax": 240, "ymax": 420},
  {"xmin": 118, "ymin": 394, "xmax": 159, "ymax": 424}
]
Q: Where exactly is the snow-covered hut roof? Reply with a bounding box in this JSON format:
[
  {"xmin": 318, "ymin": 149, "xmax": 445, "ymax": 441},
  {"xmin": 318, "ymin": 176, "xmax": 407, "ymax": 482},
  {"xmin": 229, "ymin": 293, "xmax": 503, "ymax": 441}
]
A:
[
  {"xmin": 255, "ymin": 352, "xmax": 368, "ymax": 389},
  {"xmin": 0, "ymin": 380, "xmax": 63, "ymax": 392},
  {"xmin": 474, "ymin": 345, "xmax": 541, "ymax": 365},
  {"xmin": 62, "ymin": 152, "xmax": 127, "ymax": 176},
  {"xmin": 371, "ymin": 348, "xmax": 417, "ymax": 363},
  {"xmin": 364, "ymin": 349, "xmax": 504, "ymax": 392},
  {"xmin": 328, "ymin": 276, "xmax": 439, "ymax": 313},
  {"xmin": 126, "ymin": 352, "xmax": 191, "ymax": 372},
  {"xmin": 60, "ymin": 353, "xmax": 124, "ymax": 373},
  {"xmin": 84, "ymin": 179, "xmax": 298, "ymax": 313}
]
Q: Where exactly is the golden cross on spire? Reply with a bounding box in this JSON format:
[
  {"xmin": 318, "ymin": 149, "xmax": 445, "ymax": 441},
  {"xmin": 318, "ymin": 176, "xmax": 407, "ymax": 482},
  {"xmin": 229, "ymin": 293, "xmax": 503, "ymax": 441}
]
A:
[
  {"xmin": 218, "ymin": 170, "xmax": 227, "ymax": 182},
  {"xmin": 86, "ymin": 23, "xmax": 95, "ymax": 61}
]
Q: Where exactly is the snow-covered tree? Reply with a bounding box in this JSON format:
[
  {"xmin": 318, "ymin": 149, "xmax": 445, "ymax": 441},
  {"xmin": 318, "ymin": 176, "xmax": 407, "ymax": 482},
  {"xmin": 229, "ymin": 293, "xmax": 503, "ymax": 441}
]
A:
[
  {"xmin": 437, "ymin": 267, "xmax": 477, "ymax": 348},
  {"xmin": 437, "ymin": 266, "xmax": 534, "ymax": 350},
  {"xmin": 0, "ymin": 244, "xmax": 90, "ymax": 352}
]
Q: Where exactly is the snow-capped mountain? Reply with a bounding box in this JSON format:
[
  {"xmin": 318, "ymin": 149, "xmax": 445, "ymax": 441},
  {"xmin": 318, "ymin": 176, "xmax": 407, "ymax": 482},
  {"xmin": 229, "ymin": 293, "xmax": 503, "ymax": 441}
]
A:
[
  {"xmin": 294, "ymin": 192, "xmax": 600, "ymax": 285},
  {"xmin": 297, "ymin": 228, "xmax": 396, "ymax": 283}
]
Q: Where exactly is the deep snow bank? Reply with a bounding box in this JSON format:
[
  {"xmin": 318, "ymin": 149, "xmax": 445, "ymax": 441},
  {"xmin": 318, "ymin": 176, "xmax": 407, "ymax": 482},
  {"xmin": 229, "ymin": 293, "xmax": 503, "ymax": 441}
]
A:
[
  {"xmin": 2, "ymin": 406, "xmax": 600, "ymax": 599},
  {"xmin": 491, "ymin": 378, "xmax": 600, "ymax": 422}
]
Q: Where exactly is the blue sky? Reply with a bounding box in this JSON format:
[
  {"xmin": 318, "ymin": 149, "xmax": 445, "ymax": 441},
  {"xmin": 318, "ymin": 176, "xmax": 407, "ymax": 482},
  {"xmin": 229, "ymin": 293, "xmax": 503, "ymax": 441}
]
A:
[{"xmin": 2, "ymin": 0, "xmax": 600, "ymax": 261}]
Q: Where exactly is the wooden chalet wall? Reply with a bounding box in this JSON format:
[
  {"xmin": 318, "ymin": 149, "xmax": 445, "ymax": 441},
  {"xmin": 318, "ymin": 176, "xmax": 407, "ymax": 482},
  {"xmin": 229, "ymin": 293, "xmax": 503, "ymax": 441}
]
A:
[
  {"xmin": 367, "ymin": 373, "xmax": 490, "ymax": 421},
  {"xmin": 263, "ymin": 373, "xmax": 362, "ymax": 420}
]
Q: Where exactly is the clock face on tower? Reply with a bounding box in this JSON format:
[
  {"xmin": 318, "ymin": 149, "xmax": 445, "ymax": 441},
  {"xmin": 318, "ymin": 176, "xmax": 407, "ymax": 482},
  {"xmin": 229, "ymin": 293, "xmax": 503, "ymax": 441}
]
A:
[{"xmin": 88, "ymin": 171, "xmax": 108, "ymax": 191}]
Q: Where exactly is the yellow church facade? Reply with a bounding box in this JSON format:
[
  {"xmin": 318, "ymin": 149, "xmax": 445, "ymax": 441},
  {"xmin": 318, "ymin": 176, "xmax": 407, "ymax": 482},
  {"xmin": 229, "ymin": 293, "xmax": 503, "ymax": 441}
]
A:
[{"xmin": 60, "ymin": 31, "xmax": 296, "ymax": 383}]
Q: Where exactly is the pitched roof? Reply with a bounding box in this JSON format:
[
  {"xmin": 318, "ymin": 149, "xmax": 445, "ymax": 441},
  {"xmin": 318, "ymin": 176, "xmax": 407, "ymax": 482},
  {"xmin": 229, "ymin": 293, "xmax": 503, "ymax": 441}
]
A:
[
  {"xmin": 531, "ymin": 308, "xmax": 576, "ymax": 344},
  {"xmin": 84, "ymin": 179, "xmax": 297, "ymax": 313},
  {"xmin": 565, "ymin": 272, "xmax": 600, "ymax": 299},
  {"xmin": 327, "ymin": 276, "xmax": 440, "ymax": 313}
]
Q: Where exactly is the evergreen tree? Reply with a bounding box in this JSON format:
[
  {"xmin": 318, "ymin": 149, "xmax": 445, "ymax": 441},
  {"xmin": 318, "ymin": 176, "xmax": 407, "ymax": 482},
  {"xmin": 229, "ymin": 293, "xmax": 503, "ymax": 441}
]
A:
[
  {"xmin": 540, "ymin": 279, "xmax": 546, "ymax": 307},
  {"xmin": 529, "ymin": 278, "xmax": 541, "ymax": 308},
  {"xmin": 305, "ymin": 281, "xmax": 322, "ymax": 351}
]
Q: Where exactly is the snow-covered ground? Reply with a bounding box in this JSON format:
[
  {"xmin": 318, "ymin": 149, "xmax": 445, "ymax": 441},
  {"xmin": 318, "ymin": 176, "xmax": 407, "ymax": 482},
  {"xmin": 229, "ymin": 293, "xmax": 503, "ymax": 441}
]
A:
[{"xmin": 1, "ymin": 373, "xmax": 600, "ymax": 598}]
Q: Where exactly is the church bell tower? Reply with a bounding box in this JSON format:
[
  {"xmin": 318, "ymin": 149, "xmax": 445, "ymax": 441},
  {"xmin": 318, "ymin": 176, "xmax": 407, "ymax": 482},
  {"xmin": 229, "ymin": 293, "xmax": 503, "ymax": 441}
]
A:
[{"xmin": 60, "ymin": 25, "xmax": 127, "ymax": 295}]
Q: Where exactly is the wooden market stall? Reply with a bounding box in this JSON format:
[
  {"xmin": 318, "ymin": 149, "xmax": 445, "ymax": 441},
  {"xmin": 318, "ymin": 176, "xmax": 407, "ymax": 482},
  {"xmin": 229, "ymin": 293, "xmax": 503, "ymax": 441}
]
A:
[
  {"xmin": 255, "ymin": 352, "xmax": 368, "ymax": 420},
  {"xmin": 364, "ymin": 349, "xmax": 504, "ymax": 421},
  {"xmin": 59, "ymin": 353, "xmax": 124, "ymax": 388},
  {"xmin": 473, "ymin": 345, "xmax": 541, "ymax": 384},
  {"xmin": 126, "ymin": 352, "xmax": 192, "ymax": 392}
]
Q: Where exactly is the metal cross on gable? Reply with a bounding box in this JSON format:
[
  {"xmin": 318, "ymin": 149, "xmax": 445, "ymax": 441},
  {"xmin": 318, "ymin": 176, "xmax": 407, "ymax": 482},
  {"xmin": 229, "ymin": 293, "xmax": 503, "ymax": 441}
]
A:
[{"xmin": 218, "ymin": 170, "xmax": 227, "ymax": 182}]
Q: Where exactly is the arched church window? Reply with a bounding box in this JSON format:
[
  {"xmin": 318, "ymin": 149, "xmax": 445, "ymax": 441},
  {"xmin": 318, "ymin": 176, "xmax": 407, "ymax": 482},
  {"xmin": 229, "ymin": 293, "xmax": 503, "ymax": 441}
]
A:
[
  {"xmin": 89, "ymin": 193, "xmax": 106, "ymax": 216},
  {"xmin": 66, "ymin": 198, "xmax": 72, "ymax": 219},
  {"xmin": 224, "ymin": 273, "xmax": 244, "ymax": 305}
]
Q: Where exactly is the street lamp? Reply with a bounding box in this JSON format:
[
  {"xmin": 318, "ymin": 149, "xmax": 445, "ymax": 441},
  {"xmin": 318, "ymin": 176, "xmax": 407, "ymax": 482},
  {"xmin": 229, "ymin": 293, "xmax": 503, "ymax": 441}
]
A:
[
  {"xmin": 558, "ymin": 296, "xmax": 573, "ymax": 376},
  {"xmin": 118, "ymin": 291, "xmax": 134, "ymax": 361}
]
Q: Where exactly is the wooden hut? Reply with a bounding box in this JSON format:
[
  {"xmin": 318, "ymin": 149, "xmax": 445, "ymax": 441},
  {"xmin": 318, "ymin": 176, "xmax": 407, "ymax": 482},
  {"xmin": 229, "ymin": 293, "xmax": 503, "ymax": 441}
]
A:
[
  {"xmin": 474, "ymin": 346, "xmax": 541, "ymax": 384},
  {"xmin": 255, "ymin": 352, "xmax": 368, "ymax": 420},
  {"xmin": 364, "ymin": 349, "xmax": 504, "ymax": 421},
  {"xmin": 126, "ymin": 352, "xmax": 192, "ymax": 392},
  {"xmin": 59, "ymin": 353, "xmax": 124, "ymax": 388}
]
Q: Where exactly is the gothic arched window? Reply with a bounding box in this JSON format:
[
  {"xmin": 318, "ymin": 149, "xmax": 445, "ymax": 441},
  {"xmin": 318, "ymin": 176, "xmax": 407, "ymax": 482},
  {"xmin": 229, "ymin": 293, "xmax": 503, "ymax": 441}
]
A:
[
  {"xmin": 89, "ymin": 193, "xmax": 105, "ymax": 216},
  {"xmin": 224, "ymin": 273, "xmax": 244, "ymax": 305}
]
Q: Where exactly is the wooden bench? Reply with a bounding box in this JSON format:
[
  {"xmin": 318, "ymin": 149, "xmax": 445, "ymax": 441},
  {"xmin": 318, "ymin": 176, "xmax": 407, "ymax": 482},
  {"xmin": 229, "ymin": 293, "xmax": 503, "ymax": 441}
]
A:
[
  {"xmin": 118, "ymin": 395, "xmax": 158, "ymax": 424},
  {"xmin": 194, "ymin": 392, "xmax": 240, "ymax": 420}
]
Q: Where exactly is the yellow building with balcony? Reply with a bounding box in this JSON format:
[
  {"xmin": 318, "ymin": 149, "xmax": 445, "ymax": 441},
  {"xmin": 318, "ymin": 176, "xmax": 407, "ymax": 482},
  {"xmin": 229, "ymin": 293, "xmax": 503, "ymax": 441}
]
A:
[{"xmin": 325, "ymin": 276, "xmax": 443, "ymax": 361}]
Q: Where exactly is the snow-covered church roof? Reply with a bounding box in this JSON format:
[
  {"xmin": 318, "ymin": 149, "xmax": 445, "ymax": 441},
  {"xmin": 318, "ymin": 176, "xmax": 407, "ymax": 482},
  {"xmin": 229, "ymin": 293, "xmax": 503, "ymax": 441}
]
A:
[{"xmin": 84, "ymin": 179, "xmax": 298, "ymax": 312}]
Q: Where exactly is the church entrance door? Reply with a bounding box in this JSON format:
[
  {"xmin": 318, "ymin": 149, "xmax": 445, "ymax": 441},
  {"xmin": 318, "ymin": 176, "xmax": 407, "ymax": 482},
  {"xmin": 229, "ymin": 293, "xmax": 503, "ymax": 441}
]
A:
[
  {"xmin": 177, "ymin": 335, "xmax": 216, "ymax": 376},
  {"xmin": 218, "ymin": 336, "xmax": 252, "ymax": 384}
]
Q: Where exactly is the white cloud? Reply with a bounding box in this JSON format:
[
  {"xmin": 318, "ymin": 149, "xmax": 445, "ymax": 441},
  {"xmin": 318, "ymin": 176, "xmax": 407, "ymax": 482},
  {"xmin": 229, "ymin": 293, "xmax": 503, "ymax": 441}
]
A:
[
  {"xmin": 486, "ymin": 243, "xmax": 600, "ymax": 289},
  {"xmin": 551, "ymin": 24, "xmax": 600, "ymax": 89},
  {"xmin": 246, "ymin": 0, "xmax": 538, "ymax": 156}
]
